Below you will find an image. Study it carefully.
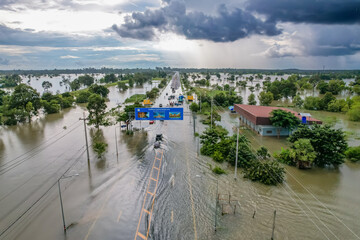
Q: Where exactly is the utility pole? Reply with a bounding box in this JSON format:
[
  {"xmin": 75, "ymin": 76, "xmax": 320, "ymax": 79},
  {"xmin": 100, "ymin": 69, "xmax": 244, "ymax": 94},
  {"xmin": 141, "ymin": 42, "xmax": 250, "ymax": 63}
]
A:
[
  {"xmin": 271, "ymin": 210, "xmax": 277, "ymax": 240},
  {"xmin": 115, "ymin": 126, "xmax": 119, "ymax": 158},
  {"xmin": 214, "ymin": 180, "xmax": 218, "ymax": 232},
  {"xmin": 193, "ymin": 114, "xmax": 196, "ymax": 135},
  {"xmin": 58, "ymin": 179, "xmax": 66, "ymax": 233},
  {"xmin": 211, "ymin": 96, "xmax": 213, "ymax": 129},
  {"xmin": 199, "ymin": 95, "xmax": 201, "ymax": 112},
  {"xmin": 79, "ymin": 112, "xmax": 90, "ymax": 164},
  {"xmin": 234, "ymin": 125, "xmax": 239, "ymax": 180}
]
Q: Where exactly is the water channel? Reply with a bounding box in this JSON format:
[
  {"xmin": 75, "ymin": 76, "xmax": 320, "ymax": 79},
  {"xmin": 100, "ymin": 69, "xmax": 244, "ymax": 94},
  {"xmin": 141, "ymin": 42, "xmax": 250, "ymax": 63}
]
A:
[{"xmin": 0, "ymin": 74, "xmax": 359, "ymax": 239}]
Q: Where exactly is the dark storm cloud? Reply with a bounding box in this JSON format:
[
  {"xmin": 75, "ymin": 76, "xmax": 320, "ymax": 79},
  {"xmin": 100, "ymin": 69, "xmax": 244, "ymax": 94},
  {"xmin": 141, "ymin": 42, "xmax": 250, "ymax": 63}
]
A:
[
  {"xmin": 309, "ymin": 26, "xmax": 360, "ymax": 56},
  {"xmin": 0, "ymin": 24, "xmax": 120, "ymax": 47},
  {"xmin": 247, "ymin": 0, "xmax": 360, "ymax": 24},
  {"xmin": 113, "ymin": 1, "xmax": 281, "ymax": 42}
]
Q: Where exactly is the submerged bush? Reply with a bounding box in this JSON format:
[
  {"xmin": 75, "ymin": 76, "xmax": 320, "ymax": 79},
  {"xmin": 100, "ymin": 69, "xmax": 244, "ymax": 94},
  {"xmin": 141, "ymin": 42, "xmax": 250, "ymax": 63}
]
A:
[
  {"xmin": 212, "ymin": 166, "xmax": 226, "ymax": 175},
  {"xmin": 345, "ymin": 146, "xmax": 360, "ymax": 162},
  {"xmin": 244, "ymin": 160, "xmax": 285, "ymax": 185}
]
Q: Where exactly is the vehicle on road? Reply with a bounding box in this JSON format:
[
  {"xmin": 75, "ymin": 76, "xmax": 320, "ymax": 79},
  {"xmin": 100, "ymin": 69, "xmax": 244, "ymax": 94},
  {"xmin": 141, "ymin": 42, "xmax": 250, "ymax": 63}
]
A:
[
  {"xmin": 159, "ymin": 104, "xmax": 163, "ymax": 107},
  {"xmin": 154, "ymin": 141, "xmax": 161, "ymax": 148},
  {"xmin": 149, "ymin": 120, "xmax": 155, "ymax": 124}
]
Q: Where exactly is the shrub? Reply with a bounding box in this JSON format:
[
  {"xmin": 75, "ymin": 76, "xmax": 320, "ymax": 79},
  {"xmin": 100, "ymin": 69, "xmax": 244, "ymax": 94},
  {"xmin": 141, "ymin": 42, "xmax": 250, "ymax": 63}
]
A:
[
  {"xmin": 274, "ymin": 148, "xmax": 295, "ymax": 166},
  {"xmin": 76, "ymin": 90, "xmax": 91, "ymax": 103},
  {"xmin": 93, "ymin": 141, "xmax": 108, "ymax": 159},
  {"xmin": 212, "ymin": 166, "xmax": 226, "ymax": 175},
  {"xmin": 244, "ymin": 160, "xmax": 285, "ymax": 185},
  {"xmin": 212, "ymin": 151, "xmax": 224, "ymax": 163},
  {"xmin": 345, "ymin": 146, "xmax": 360, "ymax": 162}
]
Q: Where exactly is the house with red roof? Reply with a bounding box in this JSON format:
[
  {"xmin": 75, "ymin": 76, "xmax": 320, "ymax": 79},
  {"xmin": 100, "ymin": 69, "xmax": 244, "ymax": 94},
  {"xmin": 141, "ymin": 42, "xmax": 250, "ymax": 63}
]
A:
[{"xmin": 234, "ymin": 104, "xmax": 322, "ymax": 136}]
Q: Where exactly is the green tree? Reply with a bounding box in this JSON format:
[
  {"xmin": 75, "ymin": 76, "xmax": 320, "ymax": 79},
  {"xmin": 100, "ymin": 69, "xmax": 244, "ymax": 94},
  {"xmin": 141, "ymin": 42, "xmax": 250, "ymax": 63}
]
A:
[
  {"xmin": 70, "ymin": 79, "xmax": 80, "ymax": 91},
  {"xmin": 256, "ymin": 146, "xmax": 270, "ymax": 160},
  {"xmin": 189, "ymin": 102, "xmax": 199, "ymax": 112},
  {"xmin": 270, "ymin": 109, "xmax": 300, "ymax": 137},
  {"xmin": 258, "ymin": 91, "xmax": 273, "ymax": 106},
  {"xmin": 293, "ymin": 94, "xmax": 304, "ymax": 108},
  {"xmin": 76, "ymin": 90, "xmax": 91, "ymax": 103},
  {"xmin": 347, "ymin": 102, "xmax": 360, "ymax": 121},
  {"xmin": 9, "ymin": 84, "xmax": 40, "ymax": 122},
  {"xmin": 128, "ymin": 78, "xmax": 134, "ymax": 88},
  {"xmin": 248, "ymin": 93, "xmax": 257, "ymax": 105},
  {"xmin": 304, "ymin": 96, "xmax": 320, "ymax": 110},
  {"xmin": 104, "ymin": 73, "xmax": 117, "ymax": 83},
  {"xmin": 244, "ymin": 160, "xmax": 284, "ymax": 185},
  {"xmin": 42, "ymin": 81, "xmax": 52, "ymax": 92},
  {"xmin": 87, "ymin": 94, "xmax": 108, "ymax": 129},
  {"xmin": 78, "ymin": 75, "xmax": 94, "ymax": 87},
  {"xmin": 89, "ymin": 84, "xmax": 110, "ymax": 98},
  {"xmin": 289, "ymin": 125, "xmax": 348, "ymax": 167},
  {"xmin": 118, "ymin": 82, "xmax": 128, "ymax": 91},
  {"xmin": 290, "ymin": 139, "xmax": 316, "ymax": 169}
]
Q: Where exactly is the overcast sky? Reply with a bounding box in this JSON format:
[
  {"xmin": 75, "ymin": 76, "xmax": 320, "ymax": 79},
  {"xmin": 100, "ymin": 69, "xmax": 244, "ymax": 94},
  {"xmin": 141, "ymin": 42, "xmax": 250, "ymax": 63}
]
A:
[{"xmin": 0, "ymin": 0, "xmax": 360, "ymax": 70}]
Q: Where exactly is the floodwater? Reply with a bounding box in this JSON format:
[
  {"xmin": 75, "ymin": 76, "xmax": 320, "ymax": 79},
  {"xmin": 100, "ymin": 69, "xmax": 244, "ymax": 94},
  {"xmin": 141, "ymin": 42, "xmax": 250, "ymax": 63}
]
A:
[{"xmin": 0, "ymin": 73, "xmax": 359, "ymax": 240}]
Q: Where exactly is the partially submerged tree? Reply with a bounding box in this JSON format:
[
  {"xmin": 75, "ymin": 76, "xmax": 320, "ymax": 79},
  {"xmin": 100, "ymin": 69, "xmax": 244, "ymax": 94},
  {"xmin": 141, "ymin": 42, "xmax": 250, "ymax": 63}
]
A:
[
  {"xmin": 270, "ymin": 109, "xmax": 300, "ymax": 138},
  {"xmin": 290, "ymin": 139, "xmax": 316, "ymax": 169},
  {"xmin": 87, "ymin": 93, "xmax": 108, "ymax": 129}
]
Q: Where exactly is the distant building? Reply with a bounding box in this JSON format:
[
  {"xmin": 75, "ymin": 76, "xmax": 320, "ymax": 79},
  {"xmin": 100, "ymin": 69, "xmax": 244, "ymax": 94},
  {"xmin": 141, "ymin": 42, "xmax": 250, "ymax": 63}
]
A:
[{"xmin": 234, "ymin": 104, "xmax": 322, "ymax": 136}]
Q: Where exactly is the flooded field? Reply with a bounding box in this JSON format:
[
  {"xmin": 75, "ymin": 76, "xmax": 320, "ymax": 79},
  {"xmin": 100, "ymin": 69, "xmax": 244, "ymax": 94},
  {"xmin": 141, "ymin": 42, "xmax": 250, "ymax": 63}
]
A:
[{"xmin": 0, "ymin": 74, "xmax": 359, "ymax": 239}]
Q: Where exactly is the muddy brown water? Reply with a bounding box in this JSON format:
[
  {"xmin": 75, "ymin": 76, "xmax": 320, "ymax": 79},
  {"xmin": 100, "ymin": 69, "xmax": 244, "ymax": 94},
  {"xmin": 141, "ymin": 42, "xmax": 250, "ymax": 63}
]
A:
[{"xmin": 0, "ymin": 75, "xmax": 359, "ymax": 240}]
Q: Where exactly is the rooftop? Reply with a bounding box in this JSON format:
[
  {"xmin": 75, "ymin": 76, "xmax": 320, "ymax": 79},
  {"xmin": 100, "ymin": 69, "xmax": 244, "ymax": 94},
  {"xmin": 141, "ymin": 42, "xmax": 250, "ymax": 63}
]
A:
[{"xmin": 234, "ymin": 104, "xmax": 322, "ymax": 124}]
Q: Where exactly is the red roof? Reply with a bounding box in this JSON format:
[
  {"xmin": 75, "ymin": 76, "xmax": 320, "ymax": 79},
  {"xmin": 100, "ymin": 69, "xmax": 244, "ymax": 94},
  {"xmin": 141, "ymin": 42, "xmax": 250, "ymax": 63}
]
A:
[{"xmin": 234, "ymin": 104, "xmax": 322, "ymax": 125}]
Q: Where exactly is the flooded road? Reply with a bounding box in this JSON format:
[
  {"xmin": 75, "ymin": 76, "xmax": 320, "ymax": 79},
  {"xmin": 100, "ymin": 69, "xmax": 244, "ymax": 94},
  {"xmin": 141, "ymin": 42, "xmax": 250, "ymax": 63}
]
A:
[{"xmin": 0, "ymin": 75, "xmax": 360, "ymax": 239}]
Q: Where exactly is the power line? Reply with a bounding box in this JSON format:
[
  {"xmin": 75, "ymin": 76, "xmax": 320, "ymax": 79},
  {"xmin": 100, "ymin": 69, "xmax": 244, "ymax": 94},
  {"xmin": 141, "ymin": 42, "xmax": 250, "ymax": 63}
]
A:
[
  {"xmin": 0, "ymin": 147, "xmax": 89, "ymax": 238},
  {"xmin": 0, "ymin": 122, "xmax": 82, "ymax": 176},
  {"xmin": 0, "ymin": 119, "xmax": 81, "ymax": 163}
]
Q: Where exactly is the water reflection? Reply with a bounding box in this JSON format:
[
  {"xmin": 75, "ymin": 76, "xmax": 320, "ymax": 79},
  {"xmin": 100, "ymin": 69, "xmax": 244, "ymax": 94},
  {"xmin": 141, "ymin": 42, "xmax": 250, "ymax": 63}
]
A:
[
  {"xmin": 89, "ymin": 128, "xmax": 108, "ymax": 170},
  {"xmin": 120, "ymin": 130, "xmax": 149, "ymax": 158}
]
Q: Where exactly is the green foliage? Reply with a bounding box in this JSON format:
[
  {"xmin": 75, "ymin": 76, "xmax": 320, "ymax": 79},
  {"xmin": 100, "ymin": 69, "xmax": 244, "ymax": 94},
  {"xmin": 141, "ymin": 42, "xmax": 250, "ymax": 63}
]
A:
[
  {"xmin": 200, "ymin": 126, "xmax": 228, "ymax": 156},
  {"xmin": 244, "ymin": 160, "xmax": 285, "ymax": 185},
  {"xmin": 124, "ymin": 94, "xmax": 146, "ymax": 103},
  {"xmin": 274, "ymin": 148, "xmax": 295, "ymax": 166},
  {"xmin": 212, "ymin": 151, "xmax": 224, "ymax": 163},
  {"xmin": 304, "ymin": 96, "xmax": 320, "ymax": 110},
  {"xmin": 69, "ymin": 79, "xmax": 80, "ymax": 91},
  {"xmin": 327, "ymin": 99, "xmax": 349, "ymax": 112},
  {"xmin": 76, "ymin": 90, "xmax": 91, "ymax": 103},
  {"xmin": 212, "ymin": 166, "xmax": 226, "ymax": 175},
  {"xmin": 256, "ymin": 146, "xmax": 270, "ymax": 160},
  {"xmin": 103, "ymin": 73, "xmax": 117, "ymax": 83},
  {"xmin": 290, "ymin": 139, "xmax": 316, "ymax": 168},
  {"xmin": 0, "ymin": 74, "xmax": 22, "ymax": 88},
  {"xmin": 87, "ymin": 94, "xmax": 108, "ymax": 129},
  {"xmin": 93, "ymin": 141, "xmax": 108, "ymax": 159},
  {"xmin": 146, "ymin": 87, "xmax": 160, "ymax": 99},
  {"xmin": 189, "ymin": 102, "xmax": 199, "ymax": 112},
  {"xmin": 89, "ymin": 84, "xmax": 110, "ymax": 98},
  {"xmin": 248, "ymin": 93, "xmax": 257, "ymax": 105},
  {"xmin": 270, "ymin": 109, "xmax": 300, "ymax": 131},
  {"xmin": 41, "ymin": 99, "xmax": 61, "ymax": 114},
  {"xmin": 345, "ymin": 146, "xmax": 360, "ymax": 162},
  {"xmin": 317, "ymin": 80, "xmax": 345, "ymax": 95},
  {"xmin": 292, "ymin": 94, "xmax": 303, "ymax": 108},
  {"xmin": 42, "ymin": 81, "xmax": 52, "ymax": 92},
  {"xmin": 77, "ymin": 74, "xmax": 94, "ymax": 87},
  {"xmin": 258, "ymin": 91, "xmax": 273, "ymax": 106},
  {"xmin": 289, "ymin": 125, "xmax": 348, "ymax": 167},
  {"xmin": 347, "ymin": 102, "xmax": 360, "ymax": 121},
  {"xmin": 118, "ymin": 82, "xmax": 128, "ymax": 91}
]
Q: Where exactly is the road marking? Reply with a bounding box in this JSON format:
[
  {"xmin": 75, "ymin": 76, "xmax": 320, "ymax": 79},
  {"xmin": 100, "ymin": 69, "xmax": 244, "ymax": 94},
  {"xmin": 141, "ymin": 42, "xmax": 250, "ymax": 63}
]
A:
[
  {"xmin": 84, "ymin": 179, "xmax": 118, "ymax": 240},
  {"xmin": 117, "ymin": 210, "xmax": 122, "ymax": 222},
  {"xmin": 185, "ymin": 142, "xmax": 198, "ymax": 240},
  {"xmin": 171, "ymin": 210, "xmax": 174, "ymax": 223}
]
